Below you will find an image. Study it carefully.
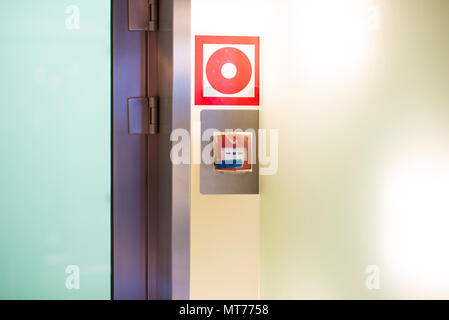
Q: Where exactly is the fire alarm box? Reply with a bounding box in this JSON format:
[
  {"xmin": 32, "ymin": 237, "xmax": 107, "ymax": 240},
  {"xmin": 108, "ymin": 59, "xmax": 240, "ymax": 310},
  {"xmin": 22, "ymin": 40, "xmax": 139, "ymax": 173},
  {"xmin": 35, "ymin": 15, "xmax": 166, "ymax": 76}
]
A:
[
  {"xmin": 200, "ymin": 110, "xmax": 259, "ymax": 195},
  {"xmin": 213, "ymin": 132, "xmax": 253, "ymax": 173}
]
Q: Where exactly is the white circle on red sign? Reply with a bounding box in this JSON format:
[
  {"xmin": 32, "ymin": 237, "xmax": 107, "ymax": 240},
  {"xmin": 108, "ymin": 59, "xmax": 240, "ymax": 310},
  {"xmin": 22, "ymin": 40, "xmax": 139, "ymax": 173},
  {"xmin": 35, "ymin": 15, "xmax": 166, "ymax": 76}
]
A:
[{"xmin": 221, "ymin": 63, "xmax": 237, "ymax": 79}]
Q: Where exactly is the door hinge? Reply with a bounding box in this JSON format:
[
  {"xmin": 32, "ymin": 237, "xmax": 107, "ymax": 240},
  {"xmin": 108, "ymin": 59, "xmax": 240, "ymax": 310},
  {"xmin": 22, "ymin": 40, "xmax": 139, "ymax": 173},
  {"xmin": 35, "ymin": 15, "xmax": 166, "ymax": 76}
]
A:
[
  {"xmin": 128, "ymin": 0, "xmax": 158, "ymax": 31},
  {"xmin": 128, "ymin": 96, "xmax": 159, "ymax": 135},
  {"xmin": 127, "ymin": 0, "xmax": 159, "ymax": 135},
  {"xmin": 148, "ymin": 96, "xmax": 159, "ymax": 134},
  {"xmin": 148, "ymin": 0, "xmax": 158, "ymax": 31}
]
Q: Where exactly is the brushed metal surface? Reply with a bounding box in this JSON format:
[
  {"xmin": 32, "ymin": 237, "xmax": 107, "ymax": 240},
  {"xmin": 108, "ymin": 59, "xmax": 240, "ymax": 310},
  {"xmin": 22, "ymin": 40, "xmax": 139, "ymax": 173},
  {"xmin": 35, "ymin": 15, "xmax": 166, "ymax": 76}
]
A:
[
  {"xmin": 157, "ymin": 0, "xmax": 191, "ymax": 300},
  {"xmin": 128, "ymin": 0, "xmax": 150, "ymax": 31},
  {"xmin": 171, "ymin": 0, "xmax": 191, "ymax": 300},
  {"xmin": 113, "ymin": 0, "xmax": 148, "ymax": 300},
  {"xmin": 128, "ymin": 97, "xmax": 150, "ymax": 134},
  {"xmin": 201, "ymin": 110, "xmax": 260, "ymax": 195},
  {"xmin": 114, "ymin": 0, "xmax": 191, "ymax": 300}
]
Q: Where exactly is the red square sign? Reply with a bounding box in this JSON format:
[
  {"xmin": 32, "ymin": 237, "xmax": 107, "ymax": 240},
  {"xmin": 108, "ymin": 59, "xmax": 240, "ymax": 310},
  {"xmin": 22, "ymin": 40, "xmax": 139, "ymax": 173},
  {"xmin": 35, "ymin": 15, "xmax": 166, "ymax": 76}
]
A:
[{"xmin": 195, "ymin": 35, "xmax": 260, "ymax": 106}]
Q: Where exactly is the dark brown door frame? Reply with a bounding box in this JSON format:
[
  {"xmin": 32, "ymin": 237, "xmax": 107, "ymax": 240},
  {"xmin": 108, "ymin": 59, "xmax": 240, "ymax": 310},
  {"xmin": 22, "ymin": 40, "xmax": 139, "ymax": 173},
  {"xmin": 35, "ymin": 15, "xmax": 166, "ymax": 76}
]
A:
[{"xmin": 111, "ymin": 0, "xmax": 190, "ymax": 300}]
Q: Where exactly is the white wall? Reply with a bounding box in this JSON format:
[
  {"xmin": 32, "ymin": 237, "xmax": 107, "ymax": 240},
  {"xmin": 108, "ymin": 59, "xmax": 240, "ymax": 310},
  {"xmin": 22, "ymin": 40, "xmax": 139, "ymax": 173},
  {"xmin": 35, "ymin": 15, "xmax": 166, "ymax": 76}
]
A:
[
  {"xmin": 191, "ymin": 0, "xmax": 449, "ymax": 299},
  {"xmin": 189, "ymin": 0, "xmax": 269, "ymax": 299}
]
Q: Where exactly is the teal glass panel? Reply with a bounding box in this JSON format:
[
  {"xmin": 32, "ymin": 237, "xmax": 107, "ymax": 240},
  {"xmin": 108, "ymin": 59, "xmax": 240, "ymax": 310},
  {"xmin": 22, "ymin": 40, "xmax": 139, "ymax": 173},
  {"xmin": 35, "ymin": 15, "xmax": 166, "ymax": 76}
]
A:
[{"xmin": 0, "ymin": 0, "xmax": 111, "ymax": 299}]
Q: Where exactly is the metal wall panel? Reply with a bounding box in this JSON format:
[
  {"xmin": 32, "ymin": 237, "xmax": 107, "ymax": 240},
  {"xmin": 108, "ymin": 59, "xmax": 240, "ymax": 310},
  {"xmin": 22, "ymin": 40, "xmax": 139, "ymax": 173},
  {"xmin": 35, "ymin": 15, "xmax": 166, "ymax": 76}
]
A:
[
  {"xmin": 113, "ymin": 0, "xmax": 191, "ymax": 300},
  {"xmin": 200, "ymin": 110, "xmax": 259, "ymax": 195},
  {"xmin": 157, "ymin": 0, "xmax": 191, "ymax": 300},
  {"xmin": 112, "ymin": 0, "xmax": 147, "ymax": 300}
]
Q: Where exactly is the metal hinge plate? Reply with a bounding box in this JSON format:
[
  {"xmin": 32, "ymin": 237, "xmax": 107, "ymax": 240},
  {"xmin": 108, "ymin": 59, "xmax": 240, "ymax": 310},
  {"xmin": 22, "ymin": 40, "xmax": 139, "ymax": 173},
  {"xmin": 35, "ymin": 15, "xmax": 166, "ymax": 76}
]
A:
[
  {"xmin": 128, "ymin": 97, "xmax": 159, "ymax": 135},
  {"xmin": 128, "ymin": 0, "xmax": 158, "ymax": 31}
]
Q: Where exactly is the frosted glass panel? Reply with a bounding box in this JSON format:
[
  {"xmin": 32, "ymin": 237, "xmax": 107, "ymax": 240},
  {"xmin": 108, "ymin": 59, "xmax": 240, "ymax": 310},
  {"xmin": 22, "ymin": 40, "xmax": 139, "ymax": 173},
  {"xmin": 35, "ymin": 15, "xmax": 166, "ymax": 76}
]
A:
[
  {"xmin": 260, "ymin": 0, "xmax": 449, "ymax": 299},
  {"xmin": 0, "ymin": 0, "xmax": 111, "ymax": 299}
]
